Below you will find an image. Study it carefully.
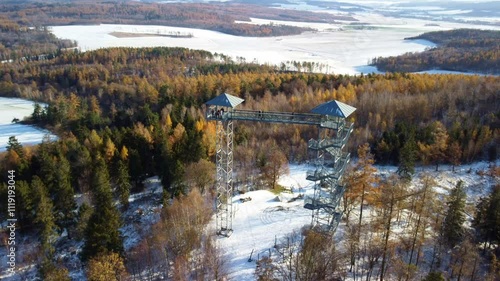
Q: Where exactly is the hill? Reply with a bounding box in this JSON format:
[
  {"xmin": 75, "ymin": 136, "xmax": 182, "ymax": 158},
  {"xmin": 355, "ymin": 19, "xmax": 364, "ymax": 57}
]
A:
[
  {"xmin": 371, "ymin": 29, "xmax": 500, "ymax": 74},
  {"xmin": 0, "ymin": 1, "xmax": 356, "ymax": 37}
]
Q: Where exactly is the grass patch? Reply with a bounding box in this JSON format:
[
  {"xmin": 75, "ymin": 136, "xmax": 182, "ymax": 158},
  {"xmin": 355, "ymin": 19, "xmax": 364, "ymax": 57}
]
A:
[{"xmin": 269, "ymin": 184, "xmax": 292, "ymax": 195}]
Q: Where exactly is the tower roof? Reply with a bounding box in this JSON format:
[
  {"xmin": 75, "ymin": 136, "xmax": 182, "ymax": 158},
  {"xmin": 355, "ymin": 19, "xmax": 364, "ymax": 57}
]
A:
[
  {"xmin": 310, "ymin": 100, "xmax": 356, "ymax": 118},
  {"xmin": 206, "ymin": 93, "xmax": 244, "ymax": 108}
]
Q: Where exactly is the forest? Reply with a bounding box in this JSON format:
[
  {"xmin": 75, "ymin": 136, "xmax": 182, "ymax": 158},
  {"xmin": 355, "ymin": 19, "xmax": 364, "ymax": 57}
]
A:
[
  {"xmin": 0, "ymin": 1, "xmax": 355, "ymax": 37},
  {"xmin": 371, "ymin": 29, "xmax": 500, "ymax": 74},
  {"xmin": 0, "ymin": 16, "xmax": 76, "ymax": 61},
  {"xmin": 0, "ymin": 17, "xmax": 499, "ymax": 280}
]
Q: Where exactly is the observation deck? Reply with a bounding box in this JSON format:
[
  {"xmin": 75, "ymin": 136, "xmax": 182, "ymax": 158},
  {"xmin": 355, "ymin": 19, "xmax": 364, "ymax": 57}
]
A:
[
  {"xmin": 205, "ymin": 93, "xmax": 356, "ymax": 236},
  {"xmin": 206, "ymin": 109, "xmax": 346, "ymax": 129}
]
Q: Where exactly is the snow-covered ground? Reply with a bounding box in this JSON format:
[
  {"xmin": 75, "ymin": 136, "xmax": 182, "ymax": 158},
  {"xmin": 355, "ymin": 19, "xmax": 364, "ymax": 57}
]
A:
[
  {"xmin": 217, "ymin": 165, "xmax": 315, "ymax": 280},
  {"xmin": 216, "ymin": 161, "xmax": 499, "ymax": 280},
  {"xmin": 1, "ymin": 160, "xmax": 497, "ymax": 280},
  {"xmin": 49, "ymin": 11, "xmax": 499, "ymax": 75},
  {"xmin": 0, "ymin": 98, "xmax": 55, "ymax": 152}
]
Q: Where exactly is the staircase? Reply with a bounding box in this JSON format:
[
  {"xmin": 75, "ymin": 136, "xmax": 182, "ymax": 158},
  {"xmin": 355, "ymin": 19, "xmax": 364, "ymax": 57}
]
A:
[{"xmin": 304, "ymin": 122, "xmax": 354, "ymax": 232}]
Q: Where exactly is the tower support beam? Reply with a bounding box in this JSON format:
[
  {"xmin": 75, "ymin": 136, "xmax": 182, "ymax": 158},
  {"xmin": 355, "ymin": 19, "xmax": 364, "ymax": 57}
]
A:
[
  {"xmin": 215, "ymin": 119, "xmax": 234, "ymax": 237},
  {"xmin": 205, "ymin": 93, "xmax": 356, "ymax": 236}
]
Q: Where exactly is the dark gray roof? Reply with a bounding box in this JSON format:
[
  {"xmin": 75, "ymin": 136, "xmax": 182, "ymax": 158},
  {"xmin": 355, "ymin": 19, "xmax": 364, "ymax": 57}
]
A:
[
  {"xmin": 206, "ymin": 93, "xmax": 244, "ymax": 108},
  {"xmin": 310, "ymin": 100, "xmax": 356, "ymax": 118}
]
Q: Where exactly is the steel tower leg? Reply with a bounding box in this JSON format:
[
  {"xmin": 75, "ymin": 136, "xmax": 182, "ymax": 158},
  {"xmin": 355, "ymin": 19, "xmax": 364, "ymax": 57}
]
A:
[
  {"xmin": 215, "ymin": 119, "xmax": 234, "ymax": 237},
  {"xmin": 305, "ymin": 120, "xmax": 352, "ymax": 233},
  {"xmin": 311, "ymin": 128, "xmax": 326, "ymax": 230}
]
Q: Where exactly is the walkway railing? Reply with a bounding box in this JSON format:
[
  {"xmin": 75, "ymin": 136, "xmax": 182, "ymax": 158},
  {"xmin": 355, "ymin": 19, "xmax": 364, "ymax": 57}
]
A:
[{"xmin": 207, "ymin": 109, "xmax": 330, "ymax": 126}]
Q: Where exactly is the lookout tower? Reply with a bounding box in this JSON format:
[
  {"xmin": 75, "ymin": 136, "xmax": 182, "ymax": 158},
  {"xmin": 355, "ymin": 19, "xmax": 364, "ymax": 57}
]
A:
[
  {"xmin": 205, "ymin": 93, "xmax": 244, "ymax": 237},
  {"xmin": 304, "ymin": 101, "xmax": 356, "ymax": 232},
  {"xmin": 205, "ymin": 93, "xmax": 355, "ymax": 236}
]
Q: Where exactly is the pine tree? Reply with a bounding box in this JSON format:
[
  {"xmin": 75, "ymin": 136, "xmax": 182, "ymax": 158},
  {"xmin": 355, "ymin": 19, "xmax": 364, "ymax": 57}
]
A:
[
  {"xmin": 75, "ymin": 203, "xmax": 93, "ymax": 241},
  {"xmin": 397, "ymin": 136, "xmax": 417, "ymax": 182},
  {"xmin": 5, "ymin": 136, "xmax": 28, "ymax": 175},
  {"xmin": 115, "ymin": 159, "xmax": 131, "ymax": 209},
  {"xmin": 82, "ymin": 158, "xmax": 124, "ymax": 261},
  {"xmin": 6, "ymin": 136, "xmax": 24, "ymax": 159},
  {"xmin": 53, "ymin": 153, "xmax": 76, "ymax": 234},
  {"xmin": 473, "ymin": 184, "xmax": 500, "ymax": 249},
  {"xmin": 32, "ymin": 102, "xmax": 46, "ymax": 123},
  {"xmin": 16, "ymin": 180, "xmax": 34, "ymax": 230},
  {"xmin": 158, "ymin": 138, "xmax": 185, "ymax": 199},
  {"xmin": 443, "ymin": 180, "xmax": 466, "ymax": 248},
  {"xmin": 32, "ymin": 176, "xmax": 58, "ymax": 257}
]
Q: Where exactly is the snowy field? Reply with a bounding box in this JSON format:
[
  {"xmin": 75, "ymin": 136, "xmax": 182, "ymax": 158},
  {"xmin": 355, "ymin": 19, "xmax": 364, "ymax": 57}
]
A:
[
  {"xmin": 49, "ymin": 12, "xmax": 499, "ymax": 75},
  {"xmin": 0, "ymin": 98, "xmax": 54, "ymax": 152},
  {"xmin": 1, "ymin": 161, "xmax": 497, "ymax": 280},
  {"xmin": 217, "ymin": 161, "xmax": 499, "ymax": 280},
  {"xmin": 216, "ymin": 165, "xmax": 315, "ymax": 280}
]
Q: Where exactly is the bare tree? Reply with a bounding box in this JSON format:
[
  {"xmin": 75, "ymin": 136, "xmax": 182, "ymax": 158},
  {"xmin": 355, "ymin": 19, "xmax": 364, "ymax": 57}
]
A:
[{"xmin": 198, "ymin": 236, "xmax": 229, "ymax": 281}]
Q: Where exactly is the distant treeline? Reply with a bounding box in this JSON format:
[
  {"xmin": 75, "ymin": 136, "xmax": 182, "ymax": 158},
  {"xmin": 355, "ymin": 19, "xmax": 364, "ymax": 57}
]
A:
[
  {"xmin": 0, "ymin": 46, "xmax": 498, "ymax": 169},
  {"xmin": 371, "ymin": 29, "xmax": 500, "ymax": 74},
  {"xmin": 1, "ymin": 1, "xmax": 356, "ymax": 37},
  {"xmin": 0, "ymin": 17, "xmax": 76, "ymax": 61}
]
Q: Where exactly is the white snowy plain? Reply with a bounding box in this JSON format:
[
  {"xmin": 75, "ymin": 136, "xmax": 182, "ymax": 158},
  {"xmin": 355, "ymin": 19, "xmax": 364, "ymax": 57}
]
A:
[
  {"xmin": 49, "ymin": 12, "xmax": 499, "ymax": 76},
  {"xmin": 216, "ymin": 161, "xmax": 499, "ymax": 281},
  {"xmin": 0, "ymin": 98, "xmax": 54, "ymax": 152}
]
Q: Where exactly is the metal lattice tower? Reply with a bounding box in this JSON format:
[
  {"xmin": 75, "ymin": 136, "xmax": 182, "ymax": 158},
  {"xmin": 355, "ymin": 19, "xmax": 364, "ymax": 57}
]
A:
[
  {"xmin": 214, "ymin": 118, "xmax": 234, "ymax": 236},
  {"xmin": 304, "ymin": 118, "xmax": 354, "ymax": 232},
  {"xmin": 205, "ymin": 93, "xmax": 356, "ymax": 236}
]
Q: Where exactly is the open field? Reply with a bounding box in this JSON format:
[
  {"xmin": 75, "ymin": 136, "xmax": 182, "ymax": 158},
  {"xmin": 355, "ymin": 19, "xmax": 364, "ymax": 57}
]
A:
[{"xmin": 50, "ymin": 12, "xmax": 499, "ymax": 75}]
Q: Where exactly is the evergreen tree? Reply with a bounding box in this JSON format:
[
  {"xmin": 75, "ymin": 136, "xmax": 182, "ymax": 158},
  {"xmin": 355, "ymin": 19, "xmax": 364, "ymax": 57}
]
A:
[
  {"xmin": 32, "ymin": 102, "xmax": 46, "ymax": 123},
  {"xmin": 66, "ymin": 141, "xmax": 92, "ymax": 194},
  {"xmin": 16, "ymin": 180, "xmax": 34, "ymax": 231},
  {"xmin": 82, "ymin": 158, "xmax": 124, "ymax": 261},
  {"xmin": 115, "ymin": 159, "xmax": 131, "ymax": 209},
  {"xmin": 397, "ymin": 135, "xmax": 417, "ymax": 182},
  {"xmin": 443, "ymin": 180, "xmax": 467, "ymax": 248},
  {"xmin": 75, "ymin": 203, "xmax": 93, "ymax": 241},
  {"xmin": 185, "ymin": 127, "xmax": 206, "ymax": 163},
  {"xmin": 158, "ymin": 138, "xmax": 185, "ymax": 199},
  {"xmin": 6, "ymin": 136, "xmax": 24, "ymax": 159},
  {"xmin": 5, "ymin": 136, "xmax": 29, "ymax": 176},
  {"xmin": 473, "ymin": 184, "xmax": 500, "ymax": 249},
  {"xmin": 36, "ymin": 141, "xmax": 57, "ymax": 191},
  {"xmin": 128, "ymin": 148, "xmax": 145, "ymax": 189},
  {"xmin": 182, "ymin": 114, "xmax": 206, "ymax": 163},
  {"xmin": 32, "ymin": 176, "xmax": 58, "ymax": 257},
  {"xmin": 52, "ymin": 153, "xmax": 77, "ymax": 233}
]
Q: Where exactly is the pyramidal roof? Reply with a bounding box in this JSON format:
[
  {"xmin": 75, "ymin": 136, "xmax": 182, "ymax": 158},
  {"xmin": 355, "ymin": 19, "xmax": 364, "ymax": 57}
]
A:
[
  {"xmin": 206, "ymin": 93, "xmax": 244, "ymax": 108},
  {"xmin": 310, "ymin": 100, "xmax": 356, "ymax": 118}
]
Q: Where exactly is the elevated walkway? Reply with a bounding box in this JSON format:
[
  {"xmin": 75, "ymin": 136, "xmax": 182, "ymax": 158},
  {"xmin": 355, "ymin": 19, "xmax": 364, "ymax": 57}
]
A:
[
  {"xmin": 205, "ymin": 93, "xmax": 356, "ymax": 236},
  {"xmin": 207, "ymin": 109, "xmax": 345, "ymax": 129}
]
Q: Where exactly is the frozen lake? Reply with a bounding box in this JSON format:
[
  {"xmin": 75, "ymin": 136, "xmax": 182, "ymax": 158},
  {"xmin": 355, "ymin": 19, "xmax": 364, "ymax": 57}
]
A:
[
  {"xmin": 49, "ymin": 12, "xmax": 499, "ymax": 75},
  {"xmin": 0, "ymin": 98, "xmax": 54, "ymax": 152}
]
